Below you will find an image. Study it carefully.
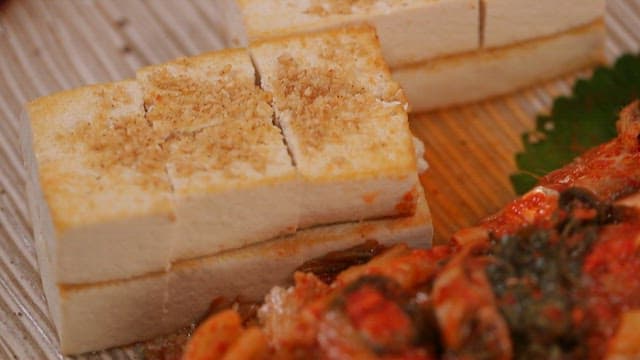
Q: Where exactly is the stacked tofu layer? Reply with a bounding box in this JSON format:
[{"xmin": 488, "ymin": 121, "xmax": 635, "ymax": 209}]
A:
[
  {"xmin": 21, "ymin": 26, "xmax": 432, "ymax": 354},
  {"xmin": 251, "ymin": 30, "xmax": 418, "ymax": 227},
  {"xmin": 223, "ymin": 0, "xmax": 606, "ymax": 112}
]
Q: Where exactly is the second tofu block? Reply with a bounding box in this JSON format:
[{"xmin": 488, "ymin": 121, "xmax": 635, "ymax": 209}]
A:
[
  {"xmin": 483, "ymin": 0, "xmax": 606, "ymax": 48},
  {"xmin": 23, "ymin": 81, "xmax": 177, "ymax": 284},
  {"xmin": 224, "ymin": 0, "xmax": 479, "ymax": 68},
  {"xmin": 251, "ymin": 26, "xmax": 420, "ymax": 228},
  {"xmin": 138, "ymin": 50, "xmax": 301, "ymax": 261}
]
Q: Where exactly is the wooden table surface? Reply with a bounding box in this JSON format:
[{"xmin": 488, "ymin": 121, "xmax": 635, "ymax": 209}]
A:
[{"xmin": 0, "ymin": 0, "xmax": 639, "ymax": 358}]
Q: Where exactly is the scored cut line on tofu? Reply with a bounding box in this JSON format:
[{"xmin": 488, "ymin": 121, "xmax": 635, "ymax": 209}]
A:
[
  {"xmin": 227, "ymin": 0, "xmax": 604, "ymax": 67},
  {"xmin": 225, "ymin": 0, "xmax": 479, "ymax": 68},
  {"xmin": 25, "ymin": 31, "xmax": 428, "ymax": 352},
  {"xmin": 137, "ymin": 49, "xmax": 301, "ymax": 263},
  {"xmin": 26, "ymin": 26, "xmax": 421, "ymax": 285},
  {"xmin": 28, "ymin": 81, "xmax": 175, "ymax": 230},
  {"xmin": 221, "ymin": 0, "xmax": 603, "ymax": 113},
  {"xmin": 250, "ymin": 25, "xmax": 420, "ymax": 229},
  {"xmin": 251, "ymin": 28, "xmax": 415, "ymax": 178},
  {"xmin": 136, "ymin": 50, "xmax": 297, "ymax": 191},
  {"xmin": 51, "ymin": 183, "xmax": 433, "ymax": 354},
  {"xmin": 26, "ymin": 81, "xmax": 177, "ymax": 286},
  {"xmin": 27, "ymin": 52, "xmax": 302, "ymax": 285}
]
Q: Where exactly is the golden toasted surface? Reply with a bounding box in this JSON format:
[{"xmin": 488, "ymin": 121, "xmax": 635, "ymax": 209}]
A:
[
  {"xmin": 139, "ymin": 50, "xmax": 257, "ymax": 136},
  {"xmin": 28, "ymin": 50, "xmax": 294, "ymax": 229},
  {"xmin": 231, "ymin": 0, "xmax": 480, "ymax": 69},
  {"xmin": 252, "ymin": 26, "xmax": 415, "ymax": 179},
  {"xmin": 138, "ymin": 50, "xmax": 295, "ymax": 190},
  {"xmin": 28, "ymin": 28, "xmax": 417, "ymax": 231},
  {"xmin": 27, "ymin": 81, "xmax": 174, "ymax": 231},
  {"xmin": 69, "ymin": 87, "xmax": 168, "ymax": 189},
  {"xmin": 275, "ymin": 53, "xmax": 394, "ymax": 156}
]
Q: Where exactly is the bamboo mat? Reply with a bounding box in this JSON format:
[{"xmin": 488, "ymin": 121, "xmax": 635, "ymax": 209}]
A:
[{"xmin": 1, "ymin": 0, "xmax": 639, "ymax": 358}]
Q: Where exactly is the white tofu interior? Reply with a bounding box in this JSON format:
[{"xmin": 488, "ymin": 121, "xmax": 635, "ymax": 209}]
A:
[
  {"xmin": 25, "ymin": 30, "xmax": 421, "ymax": 286},
  {"xmin": 22, "ymin": 28, "xmax": 427, "ymax": 354},
  {"xmin": 138, "ymin": 51, "xmax": 301, "ymax": 262},
  {"xmin": 251, "ymin": 27, "xmax": 420, "ymax": 227},
  {"xmin": 52, "ymin": 185, "xmax": 432, "ymax": 354},
  {"xmin": 24, "ymin": 82, "xmax": 177, "ymax": 284},
  {"xmin": 223, "ymin": 0, "xmax": 607, "ymax": 112},
  {"xmin": 57, "ymin": 276, "xmax": 168, "ymax": 355},
  {"xmin": 393, "ymin": 22, "xmax": 605, "ymax": 112},
  {"xmin": 483, "ymin": 0, "xmax": 606, "ymax": 48},
  {"xmin": 226, "ymin": 0, "xmax": 479, "ymax": 68},
  {"xmin": 164, "ymin": 184, "xmax": 432, "ymax": 332}
]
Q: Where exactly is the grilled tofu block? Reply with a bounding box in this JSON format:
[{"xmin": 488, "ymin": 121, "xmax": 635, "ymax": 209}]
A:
[
  {"xmin": 138, "ymin": 50, "xmax": 300, "ymax": 261},
  {"xmin": 49, "ymin": 185, "xmax": 432, "ymax": 354},
  {"xmin": 483, "ymin": 0, "xmax": 606, "ymax": 48},
  {"xmin": 251, "ymin": 26, "xmax": 420, "ymax": 228},
  {"xmin": 23, "ymin": 81, "xmax": 177, "ymax": 284},
  {"xmin": 223, "ymin": 0, "xmax": 479, "ymax": 68},
  {"xmin": 394, "ymin": 21, "xmax": 605, "ymax": 112}
]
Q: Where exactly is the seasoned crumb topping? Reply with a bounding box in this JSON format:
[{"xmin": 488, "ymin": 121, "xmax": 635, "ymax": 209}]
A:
[
  {"xmin": 167, "ymin": 117, "xmax": 277, "ymax": 179},
  {"xmin": 274, "ymin": 53, "xmax": 395, "ymax": 157},
  {"xmin": 70, "ymin": 87, "xmax": 169, "ymax": 191},
  {"xmin": 305, "ymin": 0, "xmax": 400, "ymax": 16},
  {"xmin": 144, "ymin": 63, "xmax": 280, "ymax": 179},
  {"xmin": 70, "ymin": 63, "xmax": 283, "ymax": 187},
  {"xmin": 143, "ymin": 64, "xmax": 263, "ymax": 136}
]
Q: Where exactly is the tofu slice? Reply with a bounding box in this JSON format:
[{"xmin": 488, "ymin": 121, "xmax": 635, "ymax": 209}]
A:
[
  {"xmin": 50, "ymin": 185, "xmax": 432, "ymax": 355},
  {"xmin": 223, "ymin": 0, "xmax": 479, "ymax": 68},
  {"xmin": 55, "ymin": 277, "xmax": 168, "ymax": 356},
  {"xmin": 483, "ymin": 0, "xmax": 606, "ymax": 49},
  {"xmin": 23, "ymin": 81, "xmax": 177, "ymax": 284},
  {"xmin": 393, "ymin": 21, "xmax": 605, "ymax": 112},
  {"xmin": 251, "ymin": 26, "xmax": 420, "ymax": 228},
  {"xmin": 164, "ymin": 184, "xmax": 432, "ymax": 332},
  {"xmin": 137, "ymin": 50, "xmax": 301, "ymax": 261}
]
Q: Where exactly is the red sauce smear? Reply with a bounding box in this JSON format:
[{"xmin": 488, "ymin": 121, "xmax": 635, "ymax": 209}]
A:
[
  {"xmin": 480, "ymin": 191, "xmax": 559, "ymax": 238},
  {"xmin": 345, "ymin": 286, "xmax": 413, "ymax": 347},
  {"xmin": 540, "ymin": 139, "xmax": 640, "ymax": 201},
  {"xmin": 581, "ymin": 223, "xmax": 640, "ymax": 358}
]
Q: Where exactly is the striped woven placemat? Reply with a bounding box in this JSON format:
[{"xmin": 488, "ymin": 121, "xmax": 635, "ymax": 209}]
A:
[{"xmin": 1, "ymin": 0, "xmax": 639, "ymax": 358}]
